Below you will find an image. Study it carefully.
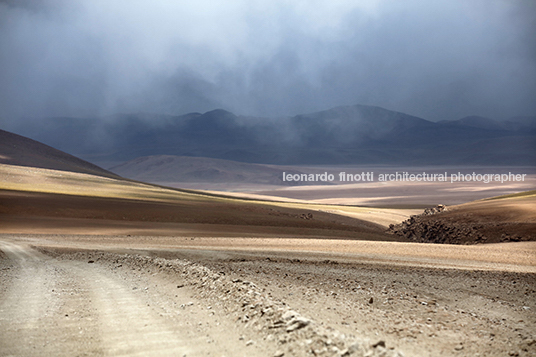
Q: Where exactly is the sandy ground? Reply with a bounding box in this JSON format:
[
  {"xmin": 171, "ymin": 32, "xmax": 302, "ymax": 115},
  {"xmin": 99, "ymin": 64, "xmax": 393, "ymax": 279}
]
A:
[
  {"xmin": 162, "ymin": 167, "xmax": 536, "ymax": 207},
  {"xmin": 251, "ymin": 177, "xmax": 536, "ymax": 207},
  {"xmin": 1, "ymin": 234, "xmax": 535, "ymax": 356}
]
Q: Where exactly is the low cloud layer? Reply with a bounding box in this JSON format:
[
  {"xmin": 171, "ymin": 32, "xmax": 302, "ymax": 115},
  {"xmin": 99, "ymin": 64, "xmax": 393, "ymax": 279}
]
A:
[{"xmin": 1, "ymin": 0, "xmax": 535, "ymax": 122}]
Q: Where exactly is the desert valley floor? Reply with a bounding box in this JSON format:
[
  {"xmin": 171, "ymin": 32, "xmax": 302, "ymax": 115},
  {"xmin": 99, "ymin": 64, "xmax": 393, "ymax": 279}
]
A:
[{"xmin": 0, "ymin": 162, "xmax": 535, "ymax": 357}]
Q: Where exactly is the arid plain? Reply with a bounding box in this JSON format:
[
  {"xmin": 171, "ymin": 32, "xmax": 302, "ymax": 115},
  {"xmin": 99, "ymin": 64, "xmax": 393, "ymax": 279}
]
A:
[{"xmin": 1, "ymin": 155, "xmax": 535, "ymax": 357}]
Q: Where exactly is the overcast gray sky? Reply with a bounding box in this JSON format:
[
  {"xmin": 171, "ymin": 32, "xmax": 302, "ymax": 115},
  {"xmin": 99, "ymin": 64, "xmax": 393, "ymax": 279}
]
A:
[{"xmin": 0, "ymin": 0, "xmax": 535, "ymax": 122}]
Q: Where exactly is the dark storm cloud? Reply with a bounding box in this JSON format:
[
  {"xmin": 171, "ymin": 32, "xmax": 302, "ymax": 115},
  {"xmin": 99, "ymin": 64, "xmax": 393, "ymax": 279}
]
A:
[{"xmin": 0, "ymin": 0, "xmax": 535, "ymax": 123}]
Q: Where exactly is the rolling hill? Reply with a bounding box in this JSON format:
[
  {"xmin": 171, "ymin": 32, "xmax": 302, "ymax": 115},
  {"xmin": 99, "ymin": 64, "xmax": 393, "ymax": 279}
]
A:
[
  {"xmin": 0, "ymin": 129, "xmax": 394, "ymax": 239},
  {"xmin": 0, "ymin": 129, "xmax": 120, "ymax": 178},
  {"xmin": 1, "ymin": 129, "xmax": 533, "ymax": 244},
  {"xmin": 109, "ymin": 155, "xmax": 306, "ymax": 185}
]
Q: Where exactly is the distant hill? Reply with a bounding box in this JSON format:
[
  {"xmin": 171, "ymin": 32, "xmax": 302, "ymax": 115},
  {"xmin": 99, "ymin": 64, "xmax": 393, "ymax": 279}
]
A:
[
  {"xmin": 110, "ymin": 155, "xmax": 305, "ymax": 185},
  {"xmin": 5, "ymin": 105, "xmax": 536, "ymax": 166},
  {"xmin": 0, "ymin": 129, "xmax": 120, "ymax": 179}
]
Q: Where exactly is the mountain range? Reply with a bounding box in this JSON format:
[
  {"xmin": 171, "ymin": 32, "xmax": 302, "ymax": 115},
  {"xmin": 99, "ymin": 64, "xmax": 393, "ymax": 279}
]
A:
[{"xmin": 4, "ymin": 104, "xmax": 535, "ymax": 166}]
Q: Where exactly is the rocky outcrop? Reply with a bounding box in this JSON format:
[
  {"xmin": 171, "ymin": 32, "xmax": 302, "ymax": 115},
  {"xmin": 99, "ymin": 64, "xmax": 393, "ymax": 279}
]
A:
[
  {"xmin": 387, "ymin": 204, "xmax": 485, "ymax": 244},
  {"xmin": 388, "ymin": 216, "xmax": 486, "ymax": 244},
  {"xmin": 387, "ymin": 204, "xmax": 534, "ymax": 244},
  {"xmin": 422, "ymin": 204, "xmax": 447, "ymax": 216}
]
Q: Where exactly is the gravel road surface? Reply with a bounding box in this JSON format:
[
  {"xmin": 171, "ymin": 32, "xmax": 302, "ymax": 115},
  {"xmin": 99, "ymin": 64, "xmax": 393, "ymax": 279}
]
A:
[{"xmin": 1, "ymin": 235, "xmax": 535, "ymax": 356}]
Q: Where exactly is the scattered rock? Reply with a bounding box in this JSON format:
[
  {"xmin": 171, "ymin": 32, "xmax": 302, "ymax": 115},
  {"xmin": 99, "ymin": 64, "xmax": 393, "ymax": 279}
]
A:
[
  {"xmin": 372, "ymin": 340, "xmax": 386, "ymax": 348},
  {"xmin": 300, "ymin": 213, "xmax": 313, "ymax": 220},
  {"xmin": 423, "ymin": 204, "xmax": 447, "ymax": 216},
  {"xmin": 281, "ymin": 310, "xmax": 298, "ymax": 321},
  {"xmin": 286, "ymin": 316, "xmax": 311, "ymax": 332}
]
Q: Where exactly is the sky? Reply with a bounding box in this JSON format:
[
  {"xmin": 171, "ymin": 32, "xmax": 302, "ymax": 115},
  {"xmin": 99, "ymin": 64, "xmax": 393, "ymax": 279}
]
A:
[{"xmin": 0, "ymin": 0, "xmax": 535, "ymax": 122}]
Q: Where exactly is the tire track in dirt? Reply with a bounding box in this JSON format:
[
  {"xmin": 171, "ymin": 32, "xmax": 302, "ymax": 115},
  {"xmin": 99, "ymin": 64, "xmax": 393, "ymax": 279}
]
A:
[
  {"xmin": 0, "ymin": 241, "xmax": 192, "ymax": 356},
  {"xmin": 71, "ymin": 263, "xmax": 191, "ymax": 356},
  {"xmin": 0, "ymin": 241, "xmax": 58, "ymax": 355},
  {"xmin": 1, "ymin": 239, "xmax": 407, "ymax": 357}
]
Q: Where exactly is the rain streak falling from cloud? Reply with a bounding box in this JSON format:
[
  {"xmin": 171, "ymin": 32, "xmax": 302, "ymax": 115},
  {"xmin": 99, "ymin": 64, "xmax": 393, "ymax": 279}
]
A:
[{"xmin": 0, "ymin": 0, "xmax": 535, "ymax": 122}]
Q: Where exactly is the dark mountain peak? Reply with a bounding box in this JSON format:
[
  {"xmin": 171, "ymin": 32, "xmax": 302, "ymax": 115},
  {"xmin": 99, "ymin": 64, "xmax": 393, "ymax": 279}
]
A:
[
  {"xmin": 350, "ymin": 104, "xmax": 425, "ymax": 118},
  {"xmin": 185, "ymin": 109, "xmax": 240, "ymax": 132},
  {"xmin": 295, "ymin": 104, "xmax": 431, "ymax": 126},
  {"xmin": 197, "ymin": 109, "xmax": 239, "ymax": 124},
  {"xmin": 289, "ymin": 104, "xmax": 434, "ymax": 145},
  {"xmin": 203, "ymin": 109, "xmax": 236, "ymax": 117}
]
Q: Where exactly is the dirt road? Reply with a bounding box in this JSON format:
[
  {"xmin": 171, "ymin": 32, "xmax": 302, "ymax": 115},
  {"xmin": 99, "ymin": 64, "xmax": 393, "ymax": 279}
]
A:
[
  {"xmin": 0, "ymin": 240, "xmax": 281, "ymax": 357},
  {"xmin": 1, "ymin": 236, "xmax": 535, "ymax": 356}
]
